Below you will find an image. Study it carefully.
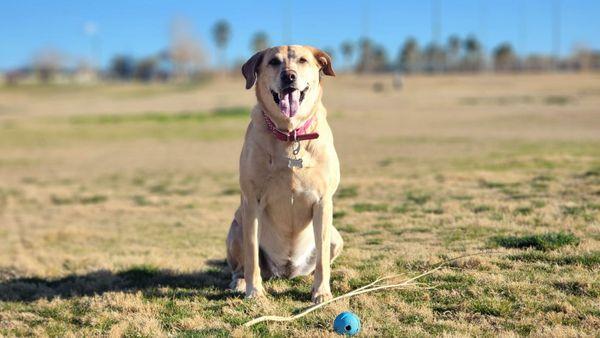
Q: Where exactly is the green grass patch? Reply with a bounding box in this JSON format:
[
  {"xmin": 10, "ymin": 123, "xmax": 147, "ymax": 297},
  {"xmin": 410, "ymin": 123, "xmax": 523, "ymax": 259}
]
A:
[
  {"xmin": 507, "ymin": 251, "xmax": 599, "ymax": 267},
  {"xmin": 441, "ymin": 224, "xmax": 495, "ymax": 247},
  {"xmin": 333, "ymin": 210, "xmax": 347, "ymax": 219},
  {"xmin": 132, "ymin": 195, "xmax": 153, "ymax": 206},
  {"xmin": 373, "ymin": 222, "xmax": 394, "ymax": 230},
  {"xmin": 178, "ymin": 328, "xmax": 230, "ymax": 337},
  {"xmin": 451, "ymin": 194, "xmax": 474, "ymax": 201},
  {"xmin": 470, "ymin": 298, "xmax": 513, "ymax": 317},
  {"xmin": 544, "ymin": 95, "xmax": 573, "ymax": 106},
  {"xmin": 405, "ymin": 191, "xmax": 431, "ymax": 205},
  {"xmin": 392, "ymin": 203, "xmax": 415, "ymax": 214},
  {"xmin": 424, "ymin": 205, "xmax": 444, "ymax": 214},
  {"xmin": 337, "ymin": 224, "xmax": 359, "ymax": 233},
  {"xmin": 491, "ymin": 232, "xmax": 579, "ymax": 251},
  {"xmin": 118, "ymin": 264, "xmax": 161, "ymax": 285},
  {"xmin": 513, "ymin": 206, "xmax": 533, "ymax": 215},
  {"xmin": 460, "ymin": 95, "xmax": 534, "ymax": 106},
  {"xmin": 352, "ymin": 203, "xmax": 388, "ymax": 213},
  {"xmin": 335, "ymin": 185, "xmax": 358, "ymax": 199},
  {"xmin": 479, "ymin": 179, "xmax": 511, "ymax": 189},
  {"xmin": 78, "ymin": 195, "xmax": 108, "ymax": 204},
  {"xmin": 366, "ymin": 238, "xmax": 383, "ymax": 245},
  {"xmin": 159, "ymin": 299, "xmax": 193, "ymax": 331},
  {"xmin": 552, "ymin": 280, "xmax": 598, "ymax": 297},
  {"xmin": 561, "ymin": 204, "xmax": 587, "ymax": 217},
  {"xmin": 472, "ymin": 204, "xmax": 492, "ymax": 213},
  {"xmin": 69, "ymin": 107, "xmax": 248, "ymax": 125},
  {"xmin": 51, "ymin": 194, "xmax": 108, "ymax": 205},
  {"xmin": 378, "ymin": 158, "xmax": 393, "ymax": 167},
  {"xmin": 582, "ymin": 167, "xmax": 600, "ymax": 178},
  {"xmin": 220, "ymin": 187, "xmax": 239, "ymax": 196}
]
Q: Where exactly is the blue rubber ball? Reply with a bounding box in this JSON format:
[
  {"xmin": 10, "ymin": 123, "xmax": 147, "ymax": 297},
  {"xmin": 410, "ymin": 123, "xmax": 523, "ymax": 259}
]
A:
[{"xmin": 333, "ymin": 311, "xmax": 361, "ymax": 335}]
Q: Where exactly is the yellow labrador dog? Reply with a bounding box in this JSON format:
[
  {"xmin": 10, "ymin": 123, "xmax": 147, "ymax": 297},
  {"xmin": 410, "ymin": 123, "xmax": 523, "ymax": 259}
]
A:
[{"xmin": 226, "ymin": 45, "xmax": 343, "ymax": 303}]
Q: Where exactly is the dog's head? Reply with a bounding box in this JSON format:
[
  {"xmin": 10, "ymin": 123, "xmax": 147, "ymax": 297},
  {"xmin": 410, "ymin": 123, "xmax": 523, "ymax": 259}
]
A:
[{"xmin": 242, "ymin": 45, "xmax": 335, "ymax": 129}]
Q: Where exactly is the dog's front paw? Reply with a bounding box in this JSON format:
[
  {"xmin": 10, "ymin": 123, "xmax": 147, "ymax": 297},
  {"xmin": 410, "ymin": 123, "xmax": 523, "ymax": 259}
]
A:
[
  {"xmin": 229, "ymin": 278, "xmax": 246, "ymax": 293},
  {"xmin": 245, "ymin": 285, "xmax": 266, "ymax": 299},
  {"xmin": 311, "ymin": 287, "xmax": 333, "ymax": 304}
]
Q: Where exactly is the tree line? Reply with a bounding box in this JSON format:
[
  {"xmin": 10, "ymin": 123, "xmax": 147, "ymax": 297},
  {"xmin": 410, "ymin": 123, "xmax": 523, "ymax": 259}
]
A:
[
  {"xmin": 107, "ymin": 29, "xmax": 600, "ymax": 82},
  {"xmin": 341, "ymin": 35, "xmax": 600, "ymax": 74},
  {"xmin": 8, "ymin": 19, "xmax": 600, "ymax": 84}
]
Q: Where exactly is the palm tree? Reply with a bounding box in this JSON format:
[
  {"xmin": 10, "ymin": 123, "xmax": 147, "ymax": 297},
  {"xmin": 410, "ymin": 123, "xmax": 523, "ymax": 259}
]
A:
[
  {"xmin": 463, "ymin": 35, "xmax": 483, "ymax": 72},
  {"xmin": 423, "ymin": 43, "xmax": 446, "ymax": 73},
  {"xmin": 340, "ymin": 41, "xmax": 354, "ymax": 70},
  {"xmin": 251, "ymin": 32, "xmax": 269, "ymax": 52},
  {"xmin": 493, "ymin": 43, "xmax": 517, "ymax": 72},
  {"xmin": 372, "ymin": 46, "xmax": 389, "ymax": 72},
  {"xmin": 32, "ymin": 47, "xmax": 65, "ymax": 83},
  {"xmin": 356, "ymin": 38, "xmax": 373, "ymax": 73},
  {"xmin": 398, "ymin": 38, "xmax": 420, "ymax": 74},
  {"xmin": 212, "ymin": 20, "xmax": 231, "ymax": 70},
  {"xmin": 446, "ymin": 35, "xmax": 461, "ymax": 72}
]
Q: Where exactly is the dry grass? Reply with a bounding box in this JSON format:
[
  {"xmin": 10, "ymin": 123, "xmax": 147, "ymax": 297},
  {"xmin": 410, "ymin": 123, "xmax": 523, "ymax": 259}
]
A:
[{"xmin": 0, "ymin": 73, "xmax": 599, "ymax": 336}]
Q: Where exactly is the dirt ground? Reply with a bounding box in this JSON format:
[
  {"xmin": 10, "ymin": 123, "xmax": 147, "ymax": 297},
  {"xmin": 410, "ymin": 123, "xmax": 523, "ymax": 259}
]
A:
[{"xmin": 0, "ymin": 73, "xmax": 599, "ymax": 336}]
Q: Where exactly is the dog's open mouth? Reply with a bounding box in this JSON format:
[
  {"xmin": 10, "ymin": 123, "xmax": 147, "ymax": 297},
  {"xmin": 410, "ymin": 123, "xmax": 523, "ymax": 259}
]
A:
[{"xmin": 270, "ymin": 86, "xmax": 308, "ymax": 118}]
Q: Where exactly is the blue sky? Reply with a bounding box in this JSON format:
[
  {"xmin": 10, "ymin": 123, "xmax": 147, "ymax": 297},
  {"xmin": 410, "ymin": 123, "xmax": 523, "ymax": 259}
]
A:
[{"xmin": 1, "ymin": 0, "xmax": 599, "ymax": 70}]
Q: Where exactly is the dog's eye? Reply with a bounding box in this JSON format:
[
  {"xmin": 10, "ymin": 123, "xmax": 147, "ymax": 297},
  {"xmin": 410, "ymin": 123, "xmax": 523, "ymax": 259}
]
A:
[
  {"xmin": 298, "ymin": 57, "xmax": 308, "ymax": 64},
  {"xmin": 268, "ymin": 58, "xmax": 281, "ymax": 66}
]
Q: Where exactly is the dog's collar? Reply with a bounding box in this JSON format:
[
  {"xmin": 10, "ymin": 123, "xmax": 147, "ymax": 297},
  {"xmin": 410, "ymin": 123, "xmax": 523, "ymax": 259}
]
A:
[{"xmin": 262, "ymin": 111, "xmax": 319, "ymax": 142}]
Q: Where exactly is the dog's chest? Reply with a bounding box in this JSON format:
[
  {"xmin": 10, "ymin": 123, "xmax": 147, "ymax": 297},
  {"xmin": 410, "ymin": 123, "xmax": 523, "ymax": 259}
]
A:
[
  {"xmin": 262, "ymin": 165, "xmax": 321, "ymax": 214},
  {"xmin": 258, "ymin": 159, "xmax": 323, "ymax": 276},
  {"xmin": 256, "ymin": 147, "xmax": 326, "ymax": 230},
  {"xmin": 261, "ymin": 149, "xmax": 325, "ymax": 203}
]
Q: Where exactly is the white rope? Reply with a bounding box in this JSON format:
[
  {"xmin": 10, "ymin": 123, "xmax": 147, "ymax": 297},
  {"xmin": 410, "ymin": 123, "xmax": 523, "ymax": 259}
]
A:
[{"xmin": 243, "ymin": 251, "xmax": 497, "ymax": 327}]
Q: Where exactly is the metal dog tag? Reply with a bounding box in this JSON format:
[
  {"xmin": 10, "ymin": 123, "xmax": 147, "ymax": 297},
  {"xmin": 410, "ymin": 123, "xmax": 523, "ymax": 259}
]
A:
[
  {"xmin": 288, "ymin": 140, "xmax": 303, "ymax": 168},
  {"xmin": 288, "ymin": 158, "xmax": 303, "ymax": 169}
]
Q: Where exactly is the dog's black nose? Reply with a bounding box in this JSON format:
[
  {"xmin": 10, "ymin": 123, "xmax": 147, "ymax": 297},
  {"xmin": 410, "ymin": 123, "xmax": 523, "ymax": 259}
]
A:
[{"xmin": 280, "ymin": 70, "xmax": 297, "ymax": 85}]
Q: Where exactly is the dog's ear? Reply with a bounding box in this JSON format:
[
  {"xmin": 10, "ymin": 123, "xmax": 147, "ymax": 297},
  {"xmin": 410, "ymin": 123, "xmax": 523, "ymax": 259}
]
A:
[
  {"xmin": 241, "ymin": 51, "xmax": 265, "ymax": 89},
  {"xmin": 309, "ymin": 47, "xmax": 336, "ymax": 77}
]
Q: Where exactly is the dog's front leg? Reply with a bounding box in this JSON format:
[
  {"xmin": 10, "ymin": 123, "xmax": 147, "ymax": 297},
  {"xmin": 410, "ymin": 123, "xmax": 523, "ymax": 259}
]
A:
[
  {"xmin": 311, "ymin": 197, "xmax": 333, "ymax": 303},
  {"xmin": 242, "ymin": 196, "xmax": 264, "ymax": 298}
]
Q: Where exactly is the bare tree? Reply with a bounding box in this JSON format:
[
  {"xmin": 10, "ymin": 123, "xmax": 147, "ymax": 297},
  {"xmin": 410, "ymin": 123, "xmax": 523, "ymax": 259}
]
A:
[
  {"xmin": 32, "ymin": 47, "xmax": 65, "ymax": 83},
  {"xmin": 212, "ymin": 20, "xmax": 231, "ymax": 70},
  {"xmin": 170, "ymin": 18, "xmax": 208, "ymax": 81},
  {"xmin": 571, "ymin": 45, "xmax": 600, "ymax": 72},
  {"xmin": 523, "ymin": 54, "xmax": 553, "ymax": 72},
  {"xmin": 251, "ymin": 32, "xmax": 269, "ymax": 52}
]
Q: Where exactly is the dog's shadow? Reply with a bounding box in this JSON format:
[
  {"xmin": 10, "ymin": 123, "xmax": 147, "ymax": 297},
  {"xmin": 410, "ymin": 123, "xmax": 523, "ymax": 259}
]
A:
[{"xmin": 0, "ymin": 259, "xmax": 236, "ymax": 302}]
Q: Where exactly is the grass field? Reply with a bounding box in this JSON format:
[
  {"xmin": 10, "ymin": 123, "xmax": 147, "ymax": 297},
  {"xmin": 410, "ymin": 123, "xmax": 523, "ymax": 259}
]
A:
[{"xmin": 0, "ymin": 73, "xmax": 599, "ymax": 336}]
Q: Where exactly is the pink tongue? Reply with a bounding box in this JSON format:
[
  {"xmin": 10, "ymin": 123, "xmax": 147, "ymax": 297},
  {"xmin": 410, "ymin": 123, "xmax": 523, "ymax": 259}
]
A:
[{"xmin": 279, "ymin": 90, "xmax": 300, "ymax": 117}]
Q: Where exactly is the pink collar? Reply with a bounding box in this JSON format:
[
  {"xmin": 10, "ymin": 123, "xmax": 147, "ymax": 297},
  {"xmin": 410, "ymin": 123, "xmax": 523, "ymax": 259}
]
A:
[{"xmin": 262, "ymin": 111, "xmax": 319, "ymax": 142}]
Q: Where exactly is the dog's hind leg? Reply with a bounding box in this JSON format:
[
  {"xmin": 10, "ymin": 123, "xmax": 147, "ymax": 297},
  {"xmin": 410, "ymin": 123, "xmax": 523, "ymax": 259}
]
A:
[
  {"xmin": 226, "ymin": 209, "xmax": 246, "ymax": 292},
  {"xmin": 226, "ymin": 208, "xmax": 276, "ymax": 293}
]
